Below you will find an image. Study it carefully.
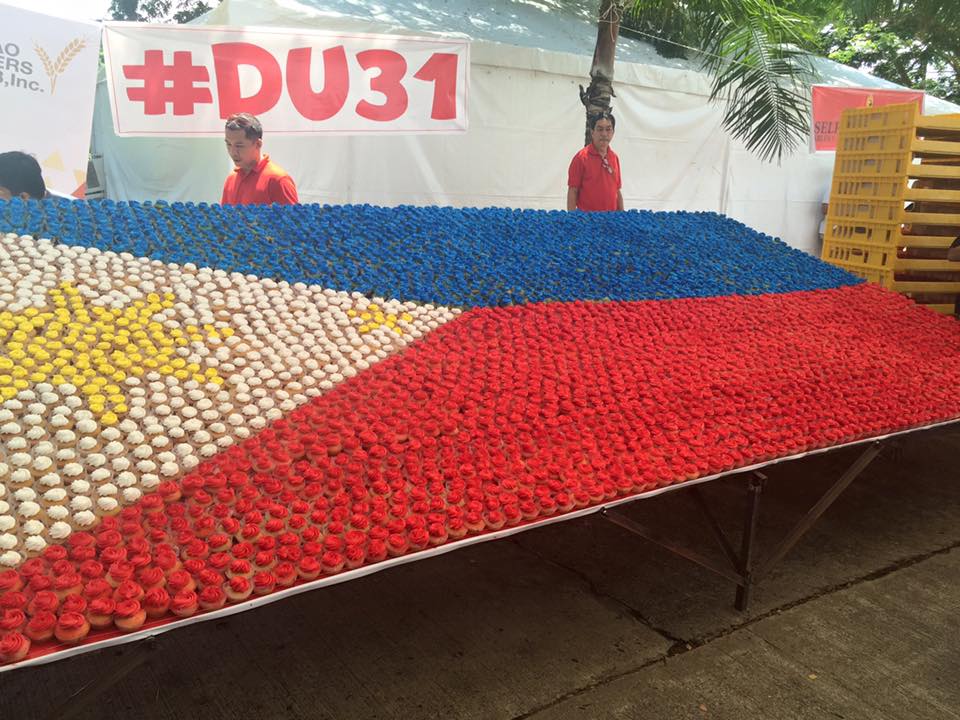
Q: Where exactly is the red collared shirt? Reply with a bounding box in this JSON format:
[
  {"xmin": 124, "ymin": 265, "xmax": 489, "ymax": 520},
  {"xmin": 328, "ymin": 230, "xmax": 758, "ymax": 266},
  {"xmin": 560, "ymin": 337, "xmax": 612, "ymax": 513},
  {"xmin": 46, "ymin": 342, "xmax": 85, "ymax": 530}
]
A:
[
  {"xmin": 567, "ymin": 144, "xmax": 621, "ymax": 212},
  {"xmin": 221, "ymin": 155, "xmax": 299, "ymax": 206}
]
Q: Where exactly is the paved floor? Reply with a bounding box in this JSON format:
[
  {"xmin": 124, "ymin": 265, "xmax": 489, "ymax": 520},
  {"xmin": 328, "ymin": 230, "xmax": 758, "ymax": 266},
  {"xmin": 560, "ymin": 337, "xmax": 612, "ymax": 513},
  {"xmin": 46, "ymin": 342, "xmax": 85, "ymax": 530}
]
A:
[{"xmin": 3, "ymin": 427, "xmax": 959, "ymax": 720}]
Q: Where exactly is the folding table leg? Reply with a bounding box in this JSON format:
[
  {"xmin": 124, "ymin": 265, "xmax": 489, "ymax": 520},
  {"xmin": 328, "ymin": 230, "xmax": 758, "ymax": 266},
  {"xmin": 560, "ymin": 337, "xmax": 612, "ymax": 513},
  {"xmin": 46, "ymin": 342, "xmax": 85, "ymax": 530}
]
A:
[
  {"xmin": 603, "ymin": 440, "xmax": 885, "ymax": 611},
  {"xmin": 734, "ymin": 472, "xmax": 766, "ymax": 611}
]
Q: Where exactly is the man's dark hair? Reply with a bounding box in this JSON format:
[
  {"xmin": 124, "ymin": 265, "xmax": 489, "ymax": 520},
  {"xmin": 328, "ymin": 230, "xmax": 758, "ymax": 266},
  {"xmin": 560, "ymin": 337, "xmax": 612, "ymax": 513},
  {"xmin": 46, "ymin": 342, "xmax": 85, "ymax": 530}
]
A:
[
  {"xmin": 588, "ymin": 112, "xmax": 616, "ymax": 131},
  {"xmin": 0, "ymin": 151, "xmax": 46, "ymax": 199},
  {"xmin": 225, "ymin": 113, "xmax": 263, "ymax": 141}
]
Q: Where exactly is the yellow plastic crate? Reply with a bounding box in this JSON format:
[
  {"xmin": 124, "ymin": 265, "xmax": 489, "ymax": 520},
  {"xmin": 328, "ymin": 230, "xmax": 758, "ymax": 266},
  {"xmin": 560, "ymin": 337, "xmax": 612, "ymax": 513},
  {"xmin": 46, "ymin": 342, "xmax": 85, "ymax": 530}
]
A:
[
  {"xmin": 823, "ymin": 104, "xmax": 960, "ymax": 307},
  {"xmin": 837, "ymin": 132, "xmax": 914, "ymax": 154},
  {"xmin": 828, "ymin": 262, "xmax": 894, "ymax": 287},
  {"xmin": 830, "ymin": 198, "xmax": 902, "ymax": 223},
  {"xmin": 835, "ymin": 153, "xmax": 911, "ymax": 177},
  {"xmin": 833, "ymin": 177, "xmax": 904, "ymax": 200},
  {"xmin": 822, "ymin": 240, "xmax": 895, "ymax": 276},
  {"xmin": 841, "ymin": 104, "xmax": 918, "ymax": 132},
  {"xmin": 823, "ymin": 219, "xmax": 899, "ymax": 245}
]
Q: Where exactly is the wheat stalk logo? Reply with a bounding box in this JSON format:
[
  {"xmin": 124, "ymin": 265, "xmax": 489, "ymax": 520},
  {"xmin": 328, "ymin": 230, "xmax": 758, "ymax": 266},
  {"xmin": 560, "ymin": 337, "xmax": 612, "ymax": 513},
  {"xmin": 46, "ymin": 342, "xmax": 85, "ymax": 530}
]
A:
[{"xmin": 34, "ymin": 38, "xmax": 86, "ymax": 95}]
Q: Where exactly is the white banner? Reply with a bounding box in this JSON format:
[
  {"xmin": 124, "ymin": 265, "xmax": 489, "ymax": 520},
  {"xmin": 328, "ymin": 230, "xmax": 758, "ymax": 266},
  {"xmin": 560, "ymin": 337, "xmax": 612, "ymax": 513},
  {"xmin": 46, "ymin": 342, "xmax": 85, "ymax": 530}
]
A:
[
  {"xmin": 0, "ymin": 4, "xmax": 100, "ymax": 197},
  {"xmin": 102, "ymin": 22, "xmax": 470, "ymax": 137}
]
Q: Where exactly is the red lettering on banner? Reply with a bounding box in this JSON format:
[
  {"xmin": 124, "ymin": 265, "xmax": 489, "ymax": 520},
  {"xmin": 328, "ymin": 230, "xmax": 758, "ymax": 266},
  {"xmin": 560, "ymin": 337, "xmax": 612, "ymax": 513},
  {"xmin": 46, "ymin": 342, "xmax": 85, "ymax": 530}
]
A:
[
  {"xmin": 212, "ymin": 42, "xmax": 283, "ymax": 117},
  {"xmin": 355, "ymin": 49, "xmax": 408, "ymax": 122},
  {"xmin": 286, "ymin": 46, "xmax": 349, "ymax": 121},
  {"xmin": 123, "ymin": 50, "xmax": 212, "ymax": 115},
  {"xmin": 414, "ymin": 53, "xmax": 458, "ymax": 120}
]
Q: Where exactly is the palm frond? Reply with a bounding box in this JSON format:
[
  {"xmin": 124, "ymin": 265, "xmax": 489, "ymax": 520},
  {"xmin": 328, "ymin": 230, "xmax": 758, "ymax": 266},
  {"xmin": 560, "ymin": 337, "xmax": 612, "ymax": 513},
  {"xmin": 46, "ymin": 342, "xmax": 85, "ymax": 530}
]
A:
[{"xmin": 630, "ymin": 0, "xmax": 817, "ymax": 163}]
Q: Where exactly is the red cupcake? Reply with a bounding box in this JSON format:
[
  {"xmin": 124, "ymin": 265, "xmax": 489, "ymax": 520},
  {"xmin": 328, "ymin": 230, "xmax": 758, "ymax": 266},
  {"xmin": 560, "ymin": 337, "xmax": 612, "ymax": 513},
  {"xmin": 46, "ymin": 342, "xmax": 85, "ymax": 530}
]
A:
[
  {"xmin": 42, "ymin": 545, "xmax": 68, "ymax": 563},
  {"xmin": 227, "ymin": 559, "xmax": 253, "ymax": 579},
  {"xmin": 207, "ymin": 533, "xmax": 231, "ymax": 553},
  {"xmin": 61, "ymin": 594, "xmax": 88, "ymax": 615},
  {"xmin": 274, "ymin": 562, "xmax": 297, "ymax": 587},
  {"xmin": 54, "ymin": 612, "xmax": 90, "ymax": 644},
  {"xmin": 113, "ymin": 580, "xmax": 145, "ymax": 604},
  {"xmin": 0, "ymin": 592, "xmax": 26, "ymax": 611},
  {"xmin": 198, "ymin": 585, "xmax": 227, "ymax": 611},
  {"xmin": 107, "ymin": 561, "xmax": 135, "ymax": 588},
  {"xmin": 358, "ymin": 535, "xmax": 383, "ymax": 561},
  {"xmin": 166, "ymin": 570, "xmax": 196, "ymax": 594},
  {"xmin": 138, "ymin": 567, "xmax": 166, "ymax": 590},
  {"xmin": 83, "ymin": 578, "xmax": 113, "ymax": 601},
  {"xmin": 252, "ymin": 572, "xmax": 276, "ymax": 596},
  {"xmin": 25, "ymin": 611, "xmax": 57, "ymax": 642},
  {"xmin": 427, "ymin": 523, "xmax": 448, "ymax": 546},
  {"xmin": 143, "ymin": 588, "xmax": 171, "ymax": 619},
  {"xmin": 0, "ymin": 631, "xmax": 30, "ymax": 664},
  {"xmin": 28, "ymin": 590, "xmax": 59, "ymax": 616},
  {"xmin": 114, "ymin": 600, "xmax": 146, "ymax": 632},
  {"xmin": 170, "ymin": 590, "xmax": 199, "ymax": 618},
  {"xmin": 0, "ymin": 609, "xmax": 26, "ymax": 632},
  {"xmin": 224, "ymin": 576, "xmax": 252, "ymax": 602},
  {"xmin": 207, "ymin": 552, "xmax": 231, "ymax": 572},
  {"xmin": 344, "ymin": 545, "xmax": 365, "ymax": 570},
  {"xmin": 253, "ymin": 551, "xmax": 276, "ymax": 572},
  {"xmin": 386, "ymin": 534, "xmax": 408, "ymax": 557},
  {"xmin": 447, "ymin": 517, "xmax": 468, "ymax": 539},
  {"xmin": 297, "ymin": 556, "xmax": 321, "ymax": 581},
  {"xmin": 86, "ymin": 596, "xmax": 116, "ymax": 629},
  {"xmin": 0, "ymin": 570, "xmax": 24, "ymax": 595},
  {"xmin": 320, "ymin": 551, "xmax": 344, "ymax": 575}
]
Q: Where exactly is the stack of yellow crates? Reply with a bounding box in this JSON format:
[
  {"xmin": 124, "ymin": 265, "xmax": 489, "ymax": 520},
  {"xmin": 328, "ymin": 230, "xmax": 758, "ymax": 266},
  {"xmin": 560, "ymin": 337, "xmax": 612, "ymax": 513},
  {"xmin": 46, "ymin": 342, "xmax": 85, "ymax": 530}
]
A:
[{"xmin": 821, "ymin": 102, "xmax": 960, "ymax": 315}]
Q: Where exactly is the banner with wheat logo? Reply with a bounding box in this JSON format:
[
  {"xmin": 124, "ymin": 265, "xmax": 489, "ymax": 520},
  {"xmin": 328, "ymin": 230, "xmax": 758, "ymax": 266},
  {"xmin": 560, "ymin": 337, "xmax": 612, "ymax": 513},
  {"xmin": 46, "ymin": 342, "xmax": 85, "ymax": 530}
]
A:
[
  {"xmin": 0, "ymin": 4, "xmax": 100, "ymax": 197},
  {"xmin": 34, "ymin": 38, "xmax": 87, "ymax": 95}
]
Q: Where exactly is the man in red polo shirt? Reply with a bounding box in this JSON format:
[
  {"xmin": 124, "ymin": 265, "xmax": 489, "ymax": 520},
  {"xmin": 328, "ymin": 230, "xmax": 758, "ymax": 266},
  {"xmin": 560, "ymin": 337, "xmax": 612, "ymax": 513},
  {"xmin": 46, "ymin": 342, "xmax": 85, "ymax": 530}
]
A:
[
  {"xmin": 221, "ymin": 113, "xmax": 299, "ymax": 205},
  {"xmin": 567, "ymin": 112, "xmax": 623, "ymax": 212}
]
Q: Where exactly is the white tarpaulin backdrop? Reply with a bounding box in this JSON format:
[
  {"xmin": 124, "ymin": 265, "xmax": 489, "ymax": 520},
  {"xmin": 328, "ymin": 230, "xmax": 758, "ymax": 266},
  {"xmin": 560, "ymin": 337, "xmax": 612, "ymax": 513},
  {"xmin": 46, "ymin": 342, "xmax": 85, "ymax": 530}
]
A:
[
  {"xmin": 0, "ymin": 4, "xmax": 101, "ymax": 197},
  {"xmin": 91, "ymin": 0, "xmax": 960, "ymax": 255}
]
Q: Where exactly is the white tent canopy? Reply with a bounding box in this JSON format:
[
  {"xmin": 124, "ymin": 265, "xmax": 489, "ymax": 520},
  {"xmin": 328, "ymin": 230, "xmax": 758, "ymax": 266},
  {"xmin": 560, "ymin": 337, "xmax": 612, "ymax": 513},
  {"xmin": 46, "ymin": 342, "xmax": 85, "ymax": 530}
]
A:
[{"xmin": 91, "ymin": 0, "xmax": 960, "ymax": 255}]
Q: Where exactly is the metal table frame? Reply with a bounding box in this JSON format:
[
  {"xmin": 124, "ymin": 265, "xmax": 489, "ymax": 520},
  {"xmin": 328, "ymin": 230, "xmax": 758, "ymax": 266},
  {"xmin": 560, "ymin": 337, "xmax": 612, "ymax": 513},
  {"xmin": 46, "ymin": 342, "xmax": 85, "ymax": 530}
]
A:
[{"xmin": 602, "ymin": 441, "xmax": 885, "ymax": 610}]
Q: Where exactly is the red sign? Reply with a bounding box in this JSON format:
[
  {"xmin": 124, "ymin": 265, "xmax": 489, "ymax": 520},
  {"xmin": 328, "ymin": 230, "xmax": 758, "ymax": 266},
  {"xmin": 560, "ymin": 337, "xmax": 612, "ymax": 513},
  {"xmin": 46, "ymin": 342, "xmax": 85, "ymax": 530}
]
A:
[
  {"xmin": 811, "ymin": 86, "xmax": 925, "ymax": 151},
  {"xmin": 102, "ymin": 23, "xmax": 470, "ymax": 137}
]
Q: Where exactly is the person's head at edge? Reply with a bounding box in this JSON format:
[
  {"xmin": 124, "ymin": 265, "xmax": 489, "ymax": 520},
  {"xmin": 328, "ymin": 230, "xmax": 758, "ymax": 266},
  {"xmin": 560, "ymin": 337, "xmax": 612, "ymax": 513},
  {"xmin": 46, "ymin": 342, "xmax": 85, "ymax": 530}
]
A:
[
  {"xmin": 589, "ymin": 112, "xmax": 616, "ymax": 154},
  {"xmin": 0, "ymin": 151, "xmax": 46, "ymax": 200},
  {"xmin": 224, "ymin": 113, "xmax": 263, "ymax": 172}
]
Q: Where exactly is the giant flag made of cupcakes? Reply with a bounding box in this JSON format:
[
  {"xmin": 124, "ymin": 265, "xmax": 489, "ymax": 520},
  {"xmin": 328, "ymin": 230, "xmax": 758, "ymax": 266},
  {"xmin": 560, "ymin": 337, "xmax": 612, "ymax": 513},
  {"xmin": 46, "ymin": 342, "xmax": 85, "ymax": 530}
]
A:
[{"xmin": 0, "ymin": 199, "xmax": 959, "ymax": 668}]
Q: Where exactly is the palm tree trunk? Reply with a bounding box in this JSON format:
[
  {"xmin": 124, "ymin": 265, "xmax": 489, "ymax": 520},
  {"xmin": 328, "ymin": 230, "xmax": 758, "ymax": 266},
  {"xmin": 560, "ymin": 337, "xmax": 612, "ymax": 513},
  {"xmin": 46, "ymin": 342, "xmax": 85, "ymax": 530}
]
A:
[{"xmin": 581, "ymin": 0, "xmax": 623, "ymax": 145}]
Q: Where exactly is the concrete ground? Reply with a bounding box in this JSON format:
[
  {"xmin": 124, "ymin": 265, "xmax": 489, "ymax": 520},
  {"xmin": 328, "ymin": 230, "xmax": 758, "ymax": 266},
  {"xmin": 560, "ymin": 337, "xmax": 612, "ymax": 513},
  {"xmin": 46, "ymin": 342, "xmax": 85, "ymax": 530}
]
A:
[{"xmin": 3, "ymin": 426, "xmax": 959, "ymax": 720}]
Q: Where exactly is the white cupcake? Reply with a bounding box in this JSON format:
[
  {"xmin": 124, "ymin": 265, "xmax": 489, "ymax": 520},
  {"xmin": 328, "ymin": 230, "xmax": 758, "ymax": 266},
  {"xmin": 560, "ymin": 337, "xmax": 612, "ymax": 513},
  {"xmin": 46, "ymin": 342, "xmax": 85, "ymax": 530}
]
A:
[
  {"xmin": 16, "ymin": 501, "xmax": 41, "ymax": 522},
  {"xmin": 122, "ymin": 487, "xmax": 142, "ymax": 503},
  {"xmin": 55, "ymin": 449, "xmax": 77, "ymax": 464},
  {"xmin": 77, "ymin": 436, "xmax": 99, "ymax": 453},
  {"xmin": 0, "ymin": 551, "xmax": 22, "ymax": 568},
  {"xmin": 13, "ymin": 487, "xmax": 36, "ymax": 504},
  {"xmin": 55, "ymin": 429, "xmax": 77, "ymax": 448},
  {"xmin": 96, "ymin": 496, "xmax": 120, "ymax": 516},
  {"xmin": 48, "ymin": 521, "xmax": 72, "ymax": 541},
  {"xmin": 22, "ymin": 535, "xmax": 46, "ymax": 557},
  {"xmin": 31, "ymin": 455, "xmax": 54, "ymax": 476},
  {"xmin": 21, "ymin": 519, "xmax": 44, "ymax": 537},
  {"xmin": 72, "ymin": 510, "xmax": 97, "ymax": 529},
  {"xmin": 47, "ymin": 505, "xmax": 69, "ymax": 523}
]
